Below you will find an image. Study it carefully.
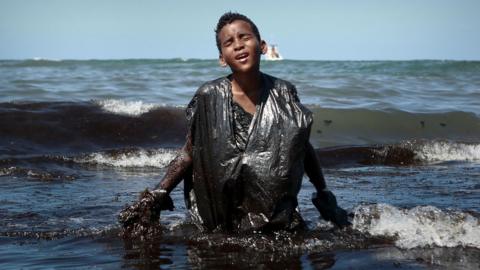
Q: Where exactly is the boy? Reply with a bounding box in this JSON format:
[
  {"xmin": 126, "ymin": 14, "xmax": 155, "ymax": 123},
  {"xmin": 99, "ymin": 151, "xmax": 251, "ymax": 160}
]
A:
[{"xmin": 120, "ymin": 12, "xmax": 349, "ymax": 233}]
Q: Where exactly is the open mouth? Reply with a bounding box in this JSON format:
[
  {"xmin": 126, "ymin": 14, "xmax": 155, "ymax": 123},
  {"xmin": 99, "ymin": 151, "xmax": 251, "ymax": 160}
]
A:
[{"xmin": 235, "ymin": 53, "xmax": 249, "ymax": 61}]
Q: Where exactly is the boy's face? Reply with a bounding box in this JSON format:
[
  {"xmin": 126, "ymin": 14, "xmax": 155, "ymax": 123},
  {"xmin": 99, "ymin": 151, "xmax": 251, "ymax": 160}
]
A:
[{"xmin": 218, "ymin": 20, "xmax": 266, "ymax": 73}]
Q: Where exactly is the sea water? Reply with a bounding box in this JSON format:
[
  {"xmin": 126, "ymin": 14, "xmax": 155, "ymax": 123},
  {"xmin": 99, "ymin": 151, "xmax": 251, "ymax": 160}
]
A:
[{"xmin": 0, "ymin": 59, "xmax": 479, "ymax": 269}]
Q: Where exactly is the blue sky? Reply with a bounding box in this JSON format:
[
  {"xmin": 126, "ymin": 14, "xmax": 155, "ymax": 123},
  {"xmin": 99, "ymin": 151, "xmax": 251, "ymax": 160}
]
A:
[{"xmin": 1, "ymin": 0, "xmax": 479, "ymax": 60}]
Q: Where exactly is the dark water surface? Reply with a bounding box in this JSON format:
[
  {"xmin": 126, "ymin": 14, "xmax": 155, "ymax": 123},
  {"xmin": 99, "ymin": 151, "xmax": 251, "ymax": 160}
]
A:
[{"xmin": 1, "ymin": 59, "xmax": 479, "ymax": 269}]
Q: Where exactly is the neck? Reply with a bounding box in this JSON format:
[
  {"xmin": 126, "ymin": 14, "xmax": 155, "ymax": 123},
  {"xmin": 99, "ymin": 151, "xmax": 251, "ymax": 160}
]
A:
[{"xmin": 231, "ymin": 70, "xmax": 262, "ymax": 96}]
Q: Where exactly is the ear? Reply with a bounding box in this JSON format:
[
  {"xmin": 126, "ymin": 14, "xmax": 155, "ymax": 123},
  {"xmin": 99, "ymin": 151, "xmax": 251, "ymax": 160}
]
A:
[
  {"xmin": 260, "ymin": 40, "xmax": 267, "ymax": 55},
  {"xmin": 218, "ymin": 54, "xmax": 227, "ymax": 67}
]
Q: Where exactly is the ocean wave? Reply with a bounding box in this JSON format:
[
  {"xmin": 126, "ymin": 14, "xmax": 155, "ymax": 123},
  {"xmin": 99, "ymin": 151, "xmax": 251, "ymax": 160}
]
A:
[
  {"xmin": 0, "ymin": 58, "xmax": 215, "ymax": 69},
  {"xmin": 0, "ymin": 101, "xmax": 187, "ymax": 153},
  {"xmin": 2, "ymin": 141, "xmax": 479, "ymax": 173},
  {"xmin": 0, "ymin": 226, "xmax": 117, "ymax": 240},
  {"xmin": 316, "ymin": 140, "xmax": 480, "ymax": 167},
  {"xmin": 1, "ymin": 101, "xmax": 480, "ymax": 164},
  {"xmin": 383, "ymin": 140, "xmax": 480, "ymax": 164},
  {"xmin": 294, "ymin": 60, "xmax": 480, "ymax": 76},
  {"xmin": 353, "ymin": 204, "xmax": 480, "ymax": 249},
  {"xmin": 32, "ymin": 57, "xmax": 62, "ymax": 62},
  {"xmin": 0, "ymin": 166, "xmax": 76, "ymax": 181},
  {"xmin": 74, "ymin": 148, "xmax": 178, "ymax": 168},
  {"xmin": 0, "ymin": 148, "xmax": 179, "ymax": 170},
  {"xmin": 95, "ymin": 99, "xmax": 158, "ymax": 116},
  {"xmin": 1, "ymin": 58, "xmax": 68, "ymax": 68},
  {"xmin": 415, "ymin": 141, "xmax": 480, "ymax": 162},
  {"xmin": 308, "ymin": 106, "xmax": 480, "ymax": 147},
  {"xmin": 68, "ymin": 140, "xmax": 480, "ymax": 169}
]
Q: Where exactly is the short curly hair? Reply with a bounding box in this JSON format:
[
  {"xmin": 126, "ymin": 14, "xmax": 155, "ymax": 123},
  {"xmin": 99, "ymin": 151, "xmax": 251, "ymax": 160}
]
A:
[{"xmin": 215, "ymin": 12, "xmax": 261, "ymax": 54}]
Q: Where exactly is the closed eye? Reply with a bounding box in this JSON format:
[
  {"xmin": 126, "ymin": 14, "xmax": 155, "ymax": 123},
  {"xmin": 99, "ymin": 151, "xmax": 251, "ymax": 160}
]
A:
[
  {"xmin": 240, "ymin": 33, "xmax": 252, "ymax": 40},
  {"xmin": 223, "ymin": 38, "xmax": 233, "ymax": 47}
]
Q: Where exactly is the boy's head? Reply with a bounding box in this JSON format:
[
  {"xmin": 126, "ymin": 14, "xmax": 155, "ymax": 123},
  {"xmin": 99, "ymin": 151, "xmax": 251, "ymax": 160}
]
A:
[
  {"xmin": 215, "ymin": 12, "xmax": 267, "ymax": 72},
  {"xmin": 215, "ymin": 12, "xmax": 261, "ymax": 53}
]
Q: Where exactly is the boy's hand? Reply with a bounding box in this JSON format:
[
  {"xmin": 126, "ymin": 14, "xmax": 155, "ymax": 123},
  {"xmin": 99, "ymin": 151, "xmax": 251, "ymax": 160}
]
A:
[
  {"xmin": 312, "ymin": 190, "xmax": 351, "ymax": 228},
  {"xmin": 118, "ymin": 188, "xmax": 174, "ymax": 230}
]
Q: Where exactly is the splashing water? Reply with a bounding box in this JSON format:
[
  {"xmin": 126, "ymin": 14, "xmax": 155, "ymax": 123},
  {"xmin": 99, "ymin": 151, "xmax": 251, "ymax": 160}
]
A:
[{"xmin": 353, "ymin": 204, "xmax": 480, "ymax": 249}]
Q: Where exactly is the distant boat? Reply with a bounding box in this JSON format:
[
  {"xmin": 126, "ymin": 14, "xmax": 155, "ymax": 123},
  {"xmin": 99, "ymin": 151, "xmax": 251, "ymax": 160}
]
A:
[{"xmin": 265, "ymin": 44, "xmax": 283, "ymax": 61}]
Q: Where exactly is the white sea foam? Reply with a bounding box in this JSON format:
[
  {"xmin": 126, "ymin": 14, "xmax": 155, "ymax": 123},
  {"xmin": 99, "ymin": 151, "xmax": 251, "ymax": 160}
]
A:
[
  {"xmin": 32, "ymin": 57, "xmax": 62, "ymax": 62},
  {"xmin": 353, "ymin": 204, "xmax": 480, "ymax": 249},
  {"xmin": 95, "ymin": 99, "xmax": 158, "ymax": 116},
  {"xmin": 75, "ymin": 148, "xmax": 178, "ymax": 168},
  {"xmin": 69, "ymin": 217, "xmax": 85, "ymax": 224},
  {"xmin": 0, "ymin": 167, "xmax": 15, "ymax": 176},
  {"xmin": 415, "ymin": 141, "xmax": 480, "ymax": 162}
]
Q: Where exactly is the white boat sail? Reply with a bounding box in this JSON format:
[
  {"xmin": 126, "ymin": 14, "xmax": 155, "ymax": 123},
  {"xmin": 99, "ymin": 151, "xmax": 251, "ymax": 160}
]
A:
[{"xmin": 265, "ymin": 44, "xmax": 283, "ymax": 61}]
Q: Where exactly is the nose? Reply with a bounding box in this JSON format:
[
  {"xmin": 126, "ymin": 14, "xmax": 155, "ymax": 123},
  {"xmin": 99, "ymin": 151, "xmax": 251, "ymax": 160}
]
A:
[{"xmin": 233, "ymin": 38, "xmax": 244, "ymax": 51}]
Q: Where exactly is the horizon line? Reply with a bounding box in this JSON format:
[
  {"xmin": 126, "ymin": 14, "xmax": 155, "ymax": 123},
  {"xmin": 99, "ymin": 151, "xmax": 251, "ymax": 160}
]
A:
[{"xmin": 1, "ymin": 57, "xmax": 479, "ymax": 62}]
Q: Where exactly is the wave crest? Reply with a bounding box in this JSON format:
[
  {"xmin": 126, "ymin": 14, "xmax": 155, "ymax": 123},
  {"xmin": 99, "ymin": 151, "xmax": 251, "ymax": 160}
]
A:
[
  {"xmin": 353, "ymin": 204, "xmax": 480, "ymax": 249},
  {"xmin": 416, "ymin": 141, "xmax": 480, "ymax": 162},
  {"xmin": 95, "ymin": 99, "xmax": 158, "ymax": 116},
  {"xmin": 74, "ymin": 148, "xmax": 178, "ymax": 168}
]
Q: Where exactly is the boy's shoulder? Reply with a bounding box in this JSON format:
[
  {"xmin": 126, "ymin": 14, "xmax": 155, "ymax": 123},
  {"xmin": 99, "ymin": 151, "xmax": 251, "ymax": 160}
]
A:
[
  {"xmin": 262, "ymin": 73, "xmax": 299, "ymax": 100},
  {"xmin": 263, "ymin": 73, "xmax": 296, "ymax": 91},
  {"xmin": 263, "ymin": 73, "xmax": 306, "ymax": 105},
  {"xmin": 194, "ymin": 76, "xmax": 229, "ymax": 96},
  {"xmin": 193, "ymin": 73, "xmax": 298, "ymax": 97}
]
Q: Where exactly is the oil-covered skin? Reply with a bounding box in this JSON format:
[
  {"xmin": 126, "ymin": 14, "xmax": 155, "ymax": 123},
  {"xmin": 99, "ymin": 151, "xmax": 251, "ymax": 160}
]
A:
[{"xmin": 118, "ymin": 188, "xmax": 174, "ymax": 238}]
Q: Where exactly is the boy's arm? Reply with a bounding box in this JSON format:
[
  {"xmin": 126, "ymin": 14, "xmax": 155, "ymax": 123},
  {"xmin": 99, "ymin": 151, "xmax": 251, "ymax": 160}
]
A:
[
  {"xmin": 155, "ymin": 134, "xmax": 193, "ymax": 193},
  {"xmin": 305, "ymin": 141, "xmax": 351, "ymax": 228},
  {"xmin": 304, "ymin": 141, "xmax": 327, "ymax": 191},
  {"xmin": 118, "ymin": 124, "xmax": 194, "ymax": 230}
]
